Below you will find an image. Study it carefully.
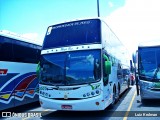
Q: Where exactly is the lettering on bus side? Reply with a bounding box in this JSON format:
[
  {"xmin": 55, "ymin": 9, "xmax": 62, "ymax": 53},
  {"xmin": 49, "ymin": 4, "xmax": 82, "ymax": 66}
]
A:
[
  {"xmin": 58, "ymin": 88, "xmax": 73, "ymax": 91},
  {"xmin": 53, "ymin": 21, "xmax": 91, "ymax": 30},
  {"xmin": 0, "ymin": 69, "xmax": 8, "ymax": 76}
]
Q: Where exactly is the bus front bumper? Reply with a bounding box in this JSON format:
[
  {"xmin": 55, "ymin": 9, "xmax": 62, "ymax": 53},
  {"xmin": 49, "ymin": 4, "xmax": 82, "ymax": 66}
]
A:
[
  {"xmin": 140, "ymin": 87, "xmax": 160, "ymax": 99},
  {"xmin": 39, "ymin": 96, "xmax": 107, "ymax": 111}
]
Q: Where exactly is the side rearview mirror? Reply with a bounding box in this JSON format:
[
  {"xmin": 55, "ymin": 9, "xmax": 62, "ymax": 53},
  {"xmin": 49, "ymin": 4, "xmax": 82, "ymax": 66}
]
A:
[
  {"xmin": 104, "ymin": 61, "xmax": 111, "ymax": 74},
  {"xmin": 132, "ymin": 53, "xmax": 137, "ymax": 64}
]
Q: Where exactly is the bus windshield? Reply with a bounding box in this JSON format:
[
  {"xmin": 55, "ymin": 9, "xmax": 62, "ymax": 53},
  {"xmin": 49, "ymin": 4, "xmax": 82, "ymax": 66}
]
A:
[
  {"xmin": 138, "ymin": 47, "xmax": 160, "ymax": 81},
  {"xmin": 40, "ymin": 50, "xmax": 101, "ymax": 86},
  {"xmin": 42, "ymin": 19, "xmax": 101, "ymax": 49}
]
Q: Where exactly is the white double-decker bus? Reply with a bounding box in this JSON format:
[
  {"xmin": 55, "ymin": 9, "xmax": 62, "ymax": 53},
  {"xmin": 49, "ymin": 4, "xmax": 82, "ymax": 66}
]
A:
[{"xmin": 39, "ymin": 18, "xmax": 130, "ymax": 111}]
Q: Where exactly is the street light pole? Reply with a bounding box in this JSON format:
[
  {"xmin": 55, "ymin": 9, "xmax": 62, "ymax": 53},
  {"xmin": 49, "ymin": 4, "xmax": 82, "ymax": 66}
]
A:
[{"xmin": 97, "ymin": 0, "xmax": 100, "ymax": 17}]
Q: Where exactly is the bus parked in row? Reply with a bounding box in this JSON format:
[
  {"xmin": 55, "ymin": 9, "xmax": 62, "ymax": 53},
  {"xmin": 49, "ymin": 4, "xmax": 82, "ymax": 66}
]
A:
[
  {"xmin": 0, "ymin": 31, "xmax": 41, "ymax": 110},
  {"xmin": 134, "ymin": 40, "xmax": 160, "ymax": 103},
  {"xmin": 38, "ymin": 18, "xmax": 130, "ymax": 111}
]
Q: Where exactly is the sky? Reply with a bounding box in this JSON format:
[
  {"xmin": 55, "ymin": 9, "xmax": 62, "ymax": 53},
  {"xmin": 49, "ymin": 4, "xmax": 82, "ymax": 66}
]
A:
[{"xmin": 0, "ymin": 0, "xmax": 160, "ymax": 57}]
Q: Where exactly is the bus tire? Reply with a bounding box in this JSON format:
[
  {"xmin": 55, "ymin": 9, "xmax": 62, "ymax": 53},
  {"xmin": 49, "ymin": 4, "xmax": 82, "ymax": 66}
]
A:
[
  {"xmin": 115, "ymin": 84, "xmax": 120, "ymax": 102},
  {"xmin": 127, "ymin": 79, "xmax": 130, "ymax": 89},
  {"xmin": 141, "ymin": 98, "xmax": 147, "ymax": 104}
]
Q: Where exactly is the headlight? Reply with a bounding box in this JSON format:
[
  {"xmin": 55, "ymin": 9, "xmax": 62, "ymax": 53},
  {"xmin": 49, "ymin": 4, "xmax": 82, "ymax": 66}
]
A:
[
  {"xmin": 96, "ymin": 90, "xmax": 100, "ymax": 94},
  {"xmin": 87, "ymin": 93, "xmax": 90, "ymax": 96},
  {"xmin": 91, "ymin": 91, "xmax": 95, "ymax": 95},
  {"xmin": 40, "ymin": 91, "xmax": 51, "ymax": 98},
  {"xmin": 141, "ymin": 81, "xmax": 150, "ymax": 88},
  {"xmin": 143, "ymin": 82, "xmax": 149, "ymax": 87},
  {"xmin": 83, "ymin": 89, "xmax": 101, "ymax": 98},
  {"xmin": 83, "ymin": 94, "xmax": 86, "ymax": 97}
]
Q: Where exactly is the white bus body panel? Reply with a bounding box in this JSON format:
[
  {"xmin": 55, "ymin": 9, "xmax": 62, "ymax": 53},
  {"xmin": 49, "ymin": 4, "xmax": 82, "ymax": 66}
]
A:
[{"xmin": 39, "ymin": 83, "xmax": 113, "ymax": 111}]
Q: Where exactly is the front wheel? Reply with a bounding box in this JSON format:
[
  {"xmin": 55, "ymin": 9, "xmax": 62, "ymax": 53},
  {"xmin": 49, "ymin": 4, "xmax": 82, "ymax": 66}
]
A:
[
  {"xmin": 127, "ymin": 79, "xmax": 130, "ymax": 89},
  {"xmin": 141, "ymin": 98, "xmax": 147, "ymax": 104},
  {"xmin": 115, "ymin": 86, "xmax": 120, "ymax": 102}
]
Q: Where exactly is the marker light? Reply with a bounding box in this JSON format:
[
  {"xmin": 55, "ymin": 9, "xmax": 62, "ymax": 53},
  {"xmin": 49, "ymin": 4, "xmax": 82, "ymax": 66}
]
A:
[{"xmin": 95, "ymin": 102, "xmax": 99, "ymax": 106}]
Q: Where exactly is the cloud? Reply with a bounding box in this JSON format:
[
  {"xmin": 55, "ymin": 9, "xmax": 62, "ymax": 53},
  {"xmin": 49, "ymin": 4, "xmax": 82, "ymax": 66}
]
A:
[
  {"xmin": 21, "ymin": 33, "xmax": 38, "ymax": 40},
  {"xmin": 108, "ymin": 1, "xmax": 114, "ymax": 8},
  {"xmin": 21, "ymin": 33, "xmax": 43, "ymax": 45},
  {"xmin": 106, "ymin": 0, "xmax": 160, "ymax": 55}
]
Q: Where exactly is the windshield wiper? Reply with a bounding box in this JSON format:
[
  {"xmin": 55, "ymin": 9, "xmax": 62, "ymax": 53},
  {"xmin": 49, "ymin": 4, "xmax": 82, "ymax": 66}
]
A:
[
  {"xmin": 60, "ymin": 78, "xmax": 71, "ymax": 85},
  {"xmin": 152, "ymin": 64, "xmax": 160, "ymax": 80}
]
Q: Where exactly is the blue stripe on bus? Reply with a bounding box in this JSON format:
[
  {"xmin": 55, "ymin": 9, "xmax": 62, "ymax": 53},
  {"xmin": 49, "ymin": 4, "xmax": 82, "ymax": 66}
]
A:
[
  {"xmin": 1, "ymin": 72, "xmax": 36, "ymax": 92},
  {"xmin": 0, "ymin": 72, "xmax": 38, "ymax": 101},
  {"xmin": 0, "ymin": 73, "xmax": 19, "ymax": 88}
]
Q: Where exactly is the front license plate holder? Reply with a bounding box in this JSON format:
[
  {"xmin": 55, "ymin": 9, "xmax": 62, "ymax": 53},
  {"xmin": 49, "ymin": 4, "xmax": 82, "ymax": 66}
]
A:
[{"xmin": 61, "ymin": 105, "xmax": 72, "ymax": 109}]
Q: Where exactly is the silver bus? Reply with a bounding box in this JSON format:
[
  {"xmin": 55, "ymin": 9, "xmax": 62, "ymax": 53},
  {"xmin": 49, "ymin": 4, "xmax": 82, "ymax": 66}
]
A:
[{"xmin": 136, "ymin": 40, "xmax": 160, "ymax": 102}]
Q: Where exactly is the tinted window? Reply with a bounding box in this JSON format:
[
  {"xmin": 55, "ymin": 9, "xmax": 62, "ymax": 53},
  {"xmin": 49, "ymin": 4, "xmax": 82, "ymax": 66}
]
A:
[
  {"xmin": 0, "ymin": 35, "xmax": 41, "ymax": 63},
  {"xmin": 0, "ymin": 36, "xmax": 14, "ymax": 61},
  {"xmin": 42, "ymin": 19, "xmax": 101, "ymax": 49},
  {"xmin": 13, "ymin": 42, "xmax": 41, "ymax": 63},
  {"xmin": 40, "ymin": 50, "xmax": 101, "ymax": 86},
  {"xmin": 138, "ymin": 46, "xmax": 160, "ymax": 81}
]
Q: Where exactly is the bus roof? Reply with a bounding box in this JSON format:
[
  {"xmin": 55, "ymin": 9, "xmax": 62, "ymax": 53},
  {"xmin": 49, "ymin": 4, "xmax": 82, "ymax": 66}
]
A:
[
  {"xmin": 138, "ymin": 39, "xmax": 160, "ymax": 47},
  {"xmin": 50, "ymin": 17, "xmax": 102, "ymax": 26},
  {"xmin": 0, "ymin": 30, "xmax": 42, "ymax": 46}
]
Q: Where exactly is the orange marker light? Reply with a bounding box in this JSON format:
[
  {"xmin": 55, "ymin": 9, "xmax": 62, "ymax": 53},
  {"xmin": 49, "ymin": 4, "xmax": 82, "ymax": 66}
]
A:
[{"xmin": 95, "ymin": 102, "xmax": 99, "ymax": 106}]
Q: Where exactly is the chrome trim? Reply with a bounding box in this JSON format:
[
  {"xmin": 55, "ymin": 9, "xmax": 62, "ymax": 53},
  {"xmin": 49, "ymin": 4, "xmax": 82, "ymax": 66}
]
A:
[{"xmin": 41, "ymin": 44, "xmax": 102, "ymax": 54}]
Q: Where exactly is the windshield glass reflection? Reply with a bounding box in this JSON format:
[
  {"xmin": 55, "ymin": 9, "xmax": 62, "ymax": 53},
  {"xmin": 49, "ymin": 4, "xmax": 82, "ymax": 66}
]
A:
[
  {"xmin": 139, "ymin": 47, "xmax": 160, "ymax": 81},
  {"xmin": 40, "ymin": 50, "xmax": 101, "ymax": 86}
]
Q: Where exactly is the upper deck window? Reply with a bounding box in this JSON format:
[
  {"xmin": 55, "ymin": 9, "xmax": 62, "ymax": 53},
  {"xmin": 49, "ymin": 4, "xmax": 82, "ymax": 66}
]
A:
[{"xmin": 42, "ymin": 19, "xmax": 101, "ymax": 49}]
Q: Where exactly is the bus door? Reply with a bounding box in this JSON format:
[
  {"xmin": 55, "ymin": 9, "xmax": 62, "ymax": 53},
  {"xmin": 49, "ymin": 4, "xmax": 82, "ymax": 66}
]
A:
[{"xmin": 102, "ymin": 53, "xmax": 112, "ymax": 102}]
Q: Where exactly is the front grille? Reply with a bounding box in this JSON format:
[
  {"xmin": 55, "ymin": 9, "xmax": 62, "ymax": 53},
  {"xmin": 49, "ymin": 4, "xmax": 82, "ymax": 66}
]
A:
[
  {"xmin": 51, "ymin": 98, "xmax": 82, "ymax": 100},
  {"xmin": 50, "ymin": 96, "xmax": 98, "ymax": 100}
]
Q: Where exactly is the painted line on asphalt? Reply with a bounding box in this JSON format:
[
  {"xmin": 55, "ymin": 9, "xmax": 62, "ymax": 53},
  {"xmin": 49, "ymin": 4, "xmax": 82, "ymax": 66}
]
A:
[{"xmin": 123, "ymin": 90, "xmax": 136, "ymax": 120}]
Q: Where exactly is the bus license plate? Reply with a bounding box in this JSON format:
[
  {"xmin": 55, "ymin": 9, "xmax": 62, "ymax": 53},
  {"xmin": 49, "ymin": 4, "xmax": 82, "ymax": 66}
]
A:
[{"xmin": 61, "ymin": 105, "xmax": 72, "ymax": 109}]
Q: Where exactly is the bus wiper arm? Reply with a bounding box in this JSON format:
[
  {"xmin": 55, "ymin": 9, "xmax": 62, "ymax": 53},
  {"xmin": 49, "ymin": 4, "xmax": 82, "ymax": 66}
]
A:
[
  {"xmin": 152, "ymin": 65, "xmax": 160, "ymax": 80},
  {"xmin": 60, "ymin": 78, "xmax": 70, "ymax": 85}
]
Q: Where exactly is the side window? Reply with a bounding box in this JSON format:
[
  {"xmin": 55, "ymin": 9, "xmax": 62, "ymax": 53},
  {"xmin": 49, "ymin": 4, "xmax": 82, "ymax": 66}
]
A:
[
  {"xmin": 0, "ymin": 36, "xmax": 14, "ymax": 61},
  {"xmin": 12, "ymin": 41, "xmax": 40, "ymax": 63},
  {"xmin": 0, "ymin": 36, "xmax": 41, "ymax": 63},
  {"xmin": 117, "ymin": 63, "xmax": 123, "ymax": 79},
  {"xmin": 93, "ymin": 58, "xmax": 101, "ymax": 80}
]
